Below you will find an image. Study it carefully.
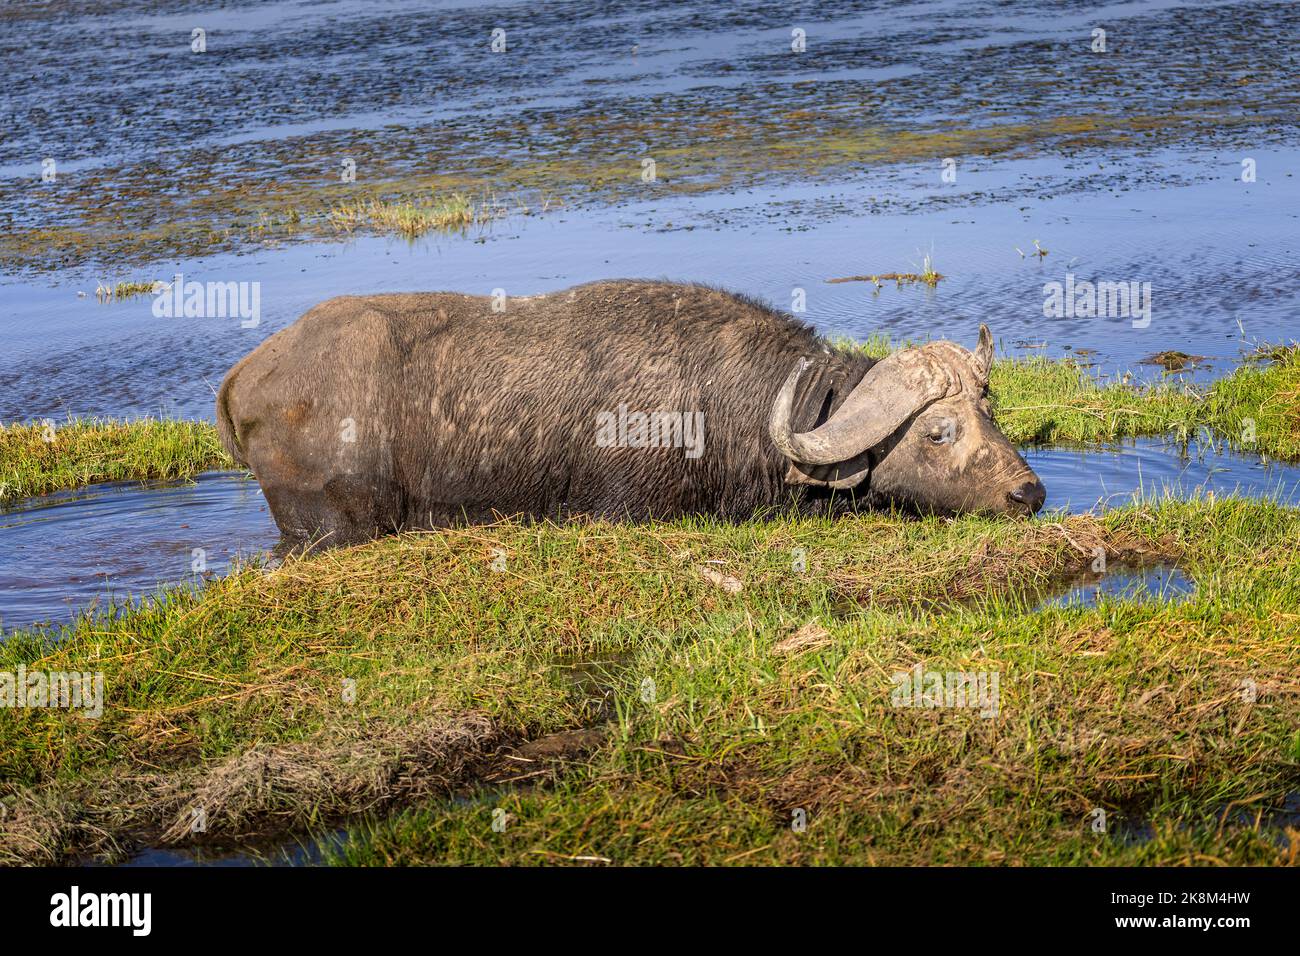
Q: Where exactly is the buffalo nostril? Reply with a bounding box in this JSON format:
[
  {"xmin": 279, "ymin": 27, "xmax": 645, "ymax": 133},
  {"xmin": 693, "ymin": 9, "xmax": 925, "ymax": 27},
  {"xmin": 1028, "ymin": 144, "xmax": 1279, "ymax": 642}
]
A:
[{"xmin": 1008, "ymin": 480, "xmax": 1046, "ymax": 513}]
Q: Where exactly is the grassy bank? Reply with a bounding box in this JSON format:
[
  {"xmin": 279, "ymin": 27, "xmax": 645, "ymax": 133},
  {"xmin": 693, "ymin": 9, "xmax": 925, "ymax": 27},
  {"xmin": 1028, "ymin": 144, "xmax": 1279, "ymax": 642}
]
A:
[
  {"xmin": 1, "ymin": 496, "xmax": 1297, "ymax": 865},
  {"xmin": 2, "ymin": 349, "xmax": 1295, "ymax": 865},
  {"xmin": 0, "ymin": 418, "xmax": 233, "ymax": 506},
  {"xmin": 993, "ymin": 351, "xmax": 1300, "ymax": 457}
]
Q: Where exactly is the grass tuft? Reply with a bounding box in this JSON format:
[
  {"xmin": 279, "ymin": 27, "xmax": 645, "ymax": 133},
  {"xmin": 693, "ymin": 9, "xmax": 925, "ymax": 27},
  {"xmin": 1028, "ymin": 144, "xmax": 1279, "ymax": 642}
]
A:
[
  {"xmin": 826, "ymin": 253, "xmax": 944, "ymax": 288},
  {"xmin": 0, "ymin": 418, "xmax": 233, "ymax": 506},
  {"xmin": 93, "ymin": 280, "xmax": 160, "ymax": 301},
  {"xmin": 327, "ymin": 192, "xmax": 499, "ymax": 239}
]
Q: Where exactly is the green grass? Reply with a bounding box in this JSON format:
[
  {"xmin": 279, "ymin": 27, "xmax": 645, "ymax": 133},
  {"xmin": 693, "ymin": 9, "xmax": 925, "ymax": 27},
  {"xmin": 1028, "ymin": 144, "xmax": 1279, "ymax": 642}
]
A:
[
  {"xmin": 1202, "ymin": 348, "xmax": 1300, "ymax": 460},
  {"xmin": 993, "ymin": 350, "xmax": 1300, "ymax": 457},
  {"xmin": 0, "ymin": 417, "xmax": 234, "ymax": 506},
  {"xmin": 321, "ymin": 499, "xmax": 1300, "ymax": 866},
  {"xmin": 2, "ymin": 497, "xmax": 1298, "ymax": 865}
]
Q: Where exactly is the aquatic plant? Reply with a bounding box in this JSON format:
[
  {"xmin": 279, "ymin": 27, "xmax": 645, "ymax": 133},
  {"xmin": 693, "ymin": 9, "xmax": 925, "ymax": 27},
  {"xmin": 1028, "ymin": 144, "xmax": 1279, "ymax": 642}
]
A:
[
  {"xmin": 93, "ymin": 280, "xmax": 159, "ymax": 301},
  {"xmin": 326, "ymin": 192, "xmax": 494, "ymax": 240}
]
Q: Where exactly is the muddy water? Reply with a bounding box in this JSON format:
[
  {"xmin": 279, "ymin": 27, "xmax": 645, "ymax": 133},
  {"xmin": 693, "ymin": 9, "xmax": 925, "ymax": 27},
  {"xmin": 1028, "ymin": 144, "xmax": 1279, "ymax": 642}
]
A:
[{"xmin": 2, "ymin": 439, "xmax": 1297, "ymax": 633}]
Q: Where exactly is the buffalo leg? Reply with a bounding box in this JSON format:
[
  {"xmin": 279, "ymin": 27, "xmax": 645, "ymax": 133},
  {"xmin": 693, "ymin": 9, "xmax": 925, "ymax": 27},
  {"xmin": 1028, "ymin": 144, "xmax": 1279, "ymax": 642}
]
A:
[{"xmin": 261, "ymin": 475, "xmax": 388, "ymax": 560}]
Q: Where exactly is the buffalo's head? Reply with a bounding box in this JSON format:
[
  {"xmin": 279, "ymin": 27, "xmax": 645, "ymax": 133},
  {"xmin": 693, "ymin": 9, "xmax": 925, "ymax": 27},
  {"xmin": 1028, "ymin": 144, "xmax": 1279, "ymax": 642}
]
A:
[{"xmin": 769, "ymin": 326, "xmax": 1045, "ymax": 517}]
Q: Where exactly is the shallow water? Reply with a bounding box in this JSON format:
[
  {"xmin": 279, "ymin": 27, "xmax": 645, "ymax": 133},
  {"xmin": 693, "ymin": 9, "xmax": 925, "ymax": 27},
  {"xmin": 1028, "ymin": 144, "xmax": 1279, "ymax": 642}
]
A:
[
  {"xmin": 5, "ymin": 0, "xmax": 1293, "ymax": 187},
  {"xmin": 1024, "ymin": 438, "xmax": 1300, "ymax": 512},
  {"xmin": 113, "ymin": 831, "xmax": 346, "ymax": 868},
  {"xmin": 3, "ymin": 147, "xmax": 1299, "ymax": 422},
  {"xmin": 2, "ymin": 439, "xmax": 1296, "ymax": 634},
  {"xmin": 0, "ymin": 472, "xmax": 277, "ymax": 634},
  {"xmin": 1034, "ymin": 563, "xmax": 1195, "ymax": 612},
  {"xmin": 1115, "ymin": 792, "xmax": 1300, "ymax": 848}
]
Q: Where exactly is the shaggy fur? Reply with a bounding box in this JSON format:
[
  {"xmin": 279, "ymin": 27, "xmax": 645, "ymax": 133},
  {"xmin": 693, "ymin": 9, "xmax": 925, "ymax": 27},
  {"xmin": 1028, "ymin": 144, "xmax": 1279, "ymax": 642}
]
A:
[{"xmin": 218, "ymin": 280, "xmax": 874, "ymax": 554}]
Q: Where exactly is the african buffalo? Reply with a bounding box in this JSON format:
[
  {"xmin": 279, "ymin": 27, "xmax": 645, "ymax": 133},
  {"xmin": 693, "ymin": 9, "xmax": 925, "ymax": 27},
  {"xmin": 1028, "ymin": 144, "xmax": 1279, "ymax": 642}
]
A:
[{"xmin": 217, "ymin": 280, "xmax": 1044, "ymax": 558}]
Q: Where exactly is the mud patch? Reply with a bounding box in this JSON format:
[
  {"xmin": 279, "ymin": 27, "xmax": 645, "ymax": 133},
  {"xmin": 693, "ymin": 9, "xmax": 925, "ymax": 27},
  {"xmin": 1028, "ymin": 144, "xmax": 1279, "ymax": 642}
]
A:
[
  {"xmin": 2, "ymin": 711, "xmax": 606, "ymax": 866},
  {"xmin": 482, "ymin": 727, "xmax": 608, "ymax": 787},
  {"xmin": 1141, "ymin": 350, "xmax": 1207, "ymax": 372},
  {"xmin": 830, "ymin": 516, "xmax": 1180, "ymax": 612},
  {"xmin": 101, "ymin": 725, "xmax": 609, "ymax": 868}
]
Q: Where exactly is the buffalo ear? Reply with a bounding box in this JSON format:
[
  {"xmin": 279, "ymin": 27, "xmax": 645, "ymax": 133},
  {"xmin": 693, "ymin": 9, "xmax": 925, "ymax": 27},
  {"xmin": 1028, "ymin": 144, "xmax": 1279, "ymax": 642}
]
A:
[{"xmin": 973, "ymin": 324, "xmax": 994, "ymax": 386}]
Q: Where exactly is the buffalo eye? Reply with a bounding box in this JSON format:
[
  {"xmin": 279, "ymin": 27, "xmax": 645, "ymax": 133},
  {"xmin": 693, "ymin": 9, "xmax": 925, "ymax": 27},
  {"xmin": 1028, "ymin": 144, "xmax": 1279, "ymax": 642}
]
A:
[{"xmin": 927, "ymin": 424, "xmax": 952, "ymax": 445}]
